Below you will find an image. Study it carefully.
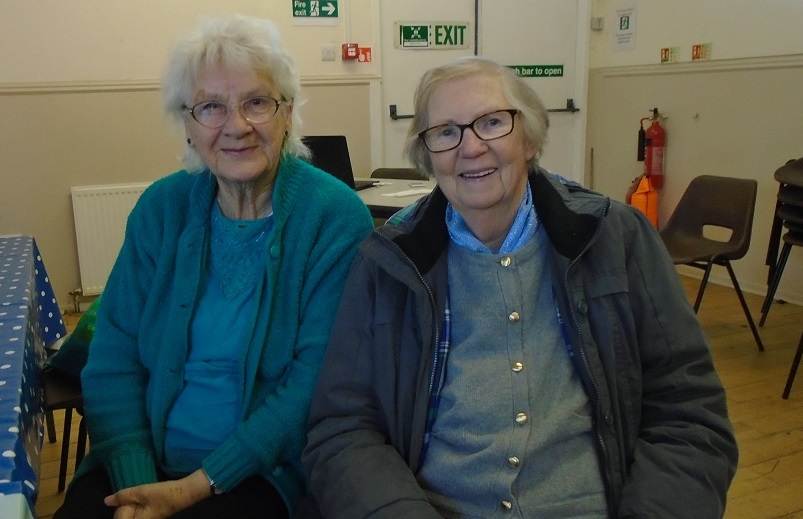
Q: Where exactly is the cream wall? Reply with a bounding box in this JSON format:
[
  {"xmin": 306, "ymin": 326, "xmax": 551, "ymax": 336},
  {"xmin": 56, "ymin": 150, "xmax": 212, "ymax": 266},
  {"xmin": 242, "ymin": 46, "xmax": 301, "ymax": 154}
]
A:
[
  {"xmin": 586, "ymin": 1, "xmax": 803, "ymax": 303},
  {"xmin": 0, "ymin": 1, "xmax": 379, "ymax": 305},
  {"xmin": 590, "ymin": 0, "xmax": 803, "ymax": 67},
  {"xmin": 6, "ymin": 1, "xmax": 803, "ymax": 306},
  {"xmin": 0, "ymin": 0, "xmax": 379, "ymax": 81}
]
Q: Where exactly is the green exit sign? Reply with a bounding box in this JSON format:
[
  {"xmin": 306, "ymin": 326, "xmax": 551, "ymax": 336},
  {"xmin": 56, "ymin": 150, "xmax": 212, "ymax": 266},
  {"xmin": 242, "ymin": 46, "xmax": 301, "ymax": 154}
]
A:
[
  {"xmin": 509, "ymin": 65, "xmax": 564, "ymax": 77},
  {"xmin": 396, "ymin": 22, "xmax": 470, "ymax": 49},
  {"xmin": 400, "ymin": 25, "xmax": 429, "ymax": 47},
  {"xmin": 292, "ymin": 0, "xmax": 338, "ymax": 17}
]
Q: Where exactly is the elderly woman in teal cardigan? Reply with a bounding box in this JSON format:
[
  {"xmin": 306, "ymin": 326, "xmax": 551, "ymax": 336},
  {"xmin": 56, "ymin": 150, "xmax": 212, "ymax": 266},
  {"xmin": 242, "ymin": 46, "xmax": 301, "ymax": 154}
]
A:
[{"xmin": 54, "ymin": 15, "xmax": 372, "ymax": 519}]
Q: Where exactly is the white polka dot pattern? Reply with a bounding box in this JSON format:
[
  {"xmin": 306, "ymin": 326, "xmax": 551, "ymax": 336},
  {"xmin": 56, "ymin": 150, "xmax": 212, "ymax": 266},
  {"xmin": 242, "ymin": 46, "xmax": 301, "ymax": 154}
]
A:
[{"xmin": 0, "ymin": 236, "xmax": 64, "ymax": 510}]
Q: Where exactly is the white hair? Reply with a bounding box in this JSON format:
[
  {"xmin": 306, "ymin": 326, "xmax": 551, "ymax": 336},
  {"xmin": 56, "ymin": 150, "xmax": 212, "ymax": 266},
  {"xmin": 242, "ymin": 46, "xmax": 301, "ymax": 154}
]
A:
[
  {"xmin": 162, "ymin": 15, "xmax": 309, "ymax": 172},
  {"xmin": 404, "ymin": 57, "xmax": 549, "ymax": 177}
]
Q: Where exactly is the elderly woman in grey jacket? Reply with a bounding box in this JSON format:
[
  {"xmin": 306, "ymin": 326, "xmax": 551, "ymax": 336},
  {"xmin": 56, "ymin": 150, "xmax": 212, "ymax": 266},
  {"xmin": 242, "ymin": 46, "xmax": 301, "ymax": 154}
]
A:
[{"xmin": 303, "ymin": 57, "xmax": 737, "ymax": 518}]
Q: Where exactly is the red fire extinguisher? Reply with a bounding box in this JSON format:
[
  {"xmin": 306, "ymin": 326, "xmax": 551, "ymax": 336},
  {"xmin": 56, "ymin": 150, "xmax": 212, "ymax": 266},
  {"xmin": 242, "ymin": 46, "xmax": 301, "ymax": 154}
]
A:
[{"xmin": 638, "ymin": 108, "xmax": 666, "ymax": 189}]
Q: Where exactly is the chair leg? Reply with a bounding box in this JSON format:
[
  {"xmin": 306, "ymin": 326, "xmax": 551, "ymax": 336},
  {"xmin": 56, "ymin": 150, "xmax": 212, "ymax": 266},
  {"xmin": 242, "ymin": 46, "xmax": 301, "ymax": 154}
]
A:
[
  {"xmin": 783, "ymin": 333, "xmax": 803, "ymax": 399},
  {"xmin": 693, "ymin": 261, "xmax": 714, "ymax": 313},
  {"xmin": 760, "ymin": 243, "xmax": 792, "ymax": 327},
  {"xmin": 766, "ymin": 196, "xmax": 783, "ymax": 284},
  {"xmin": 75, "ymin": 414, "xmax": 87, "ymax": 470},
  {"xmin": 58, "ymin": 407, "xmax": 73, "ymax": 493},
  {"xmin": 45, "ymin": 410, "xmax": 56, "ymax": 443},
  {"xmin": 725, "ymin": 261, "xmax": 765, "ymax": 352}
]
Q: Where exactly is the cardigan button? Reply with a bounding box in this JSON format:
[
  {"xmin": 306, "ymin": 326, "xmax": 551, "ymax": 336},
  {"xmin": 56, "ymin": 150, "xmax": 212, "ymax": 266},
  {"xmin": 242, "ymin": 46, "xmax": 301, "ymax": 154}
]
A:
[{"xmin": 576, "ymin": 300, "xmax": 587, "ymax": 314}]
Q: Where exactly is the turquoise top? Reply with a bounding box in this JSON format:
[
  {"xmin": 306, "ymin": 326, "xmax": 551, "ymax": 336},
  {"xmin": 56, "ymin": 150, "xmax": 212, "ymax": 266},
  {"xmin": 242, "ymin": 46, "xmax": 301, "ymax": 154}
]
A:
[
  {"xmin": 79, "ymin": 156, "xmax": 374, "ymax": 513},
  {"xmin": 163, "ymin": 204, "xmax": 274, "ymax": 475}
]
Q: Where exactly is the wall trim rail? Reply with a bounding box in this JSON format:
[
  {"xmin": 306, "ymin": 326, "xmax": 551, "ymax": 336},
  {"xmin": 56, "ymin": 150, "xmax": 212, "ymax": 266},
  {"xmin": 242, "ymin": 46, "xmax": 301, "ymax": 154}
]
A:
[
  {"xmin": 594, "ymin": 53, "xmax": 803, "ymax": 78},
  {"xmin": 0, "ymin": 74, "xmax": 382, "ymax": 96}
]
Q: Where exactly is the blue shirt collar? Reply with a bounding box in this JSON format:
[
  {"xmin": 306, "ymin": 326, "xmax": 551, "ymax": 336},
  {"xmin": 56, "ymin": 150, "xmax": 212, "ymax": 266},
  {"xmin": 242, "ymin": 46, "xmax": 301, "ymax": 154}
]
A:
[{"xmin": 445, "ymin": 183, "xmax": 539, "ymax": 254}]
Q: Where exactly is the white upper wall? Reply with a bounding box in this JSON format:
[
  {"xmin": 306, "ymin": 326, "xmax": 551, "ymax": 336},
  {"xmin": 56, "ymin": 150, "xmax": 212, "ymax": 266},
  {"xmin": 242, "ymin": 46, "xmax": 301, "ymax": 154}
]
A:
[
  {"xmin": 0, "ymin": 0, "xmax": 378, "ymax": 82},
  {"xmin": 590, "ymin": 0, "xmax": 803, "ymax": 68}
]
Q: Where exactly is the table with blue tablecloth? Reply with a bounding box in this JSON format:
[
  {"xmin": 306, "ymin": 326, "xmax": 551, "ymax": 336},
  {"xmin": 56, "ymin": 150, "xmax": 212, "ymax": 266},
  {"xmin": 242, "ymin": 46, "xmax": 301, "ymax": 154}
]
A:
[{"xmin": 0, "ymin": 235, "xmax": 66, "ymax": 518}]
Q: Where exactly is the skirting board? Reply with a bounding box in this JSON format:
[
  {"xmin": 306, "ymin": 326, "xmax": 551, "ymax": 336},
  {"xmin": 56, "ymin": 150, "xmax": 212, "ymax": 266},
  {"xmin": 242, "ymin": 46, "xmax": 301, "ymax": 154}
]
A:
[{"xmin": 676, "ymin": 264, "xmax": 803, "ymax": 307}]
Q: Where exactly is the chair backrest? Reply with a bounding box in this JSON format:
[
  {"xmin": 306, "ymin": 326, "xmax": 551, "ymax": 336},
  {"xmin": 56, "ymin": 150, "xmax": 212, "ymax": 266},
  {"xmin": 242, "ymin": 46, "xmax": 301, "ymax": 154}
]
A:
[
  {"xmin": 662, "ymin": 175, "xmax": 757, "ymax": 260},
  {"xmin": 774, "ymin": 157, "xmax": 803, "ymax": 187},
  {"xmin": 370, "ymin": 167, "xmax": 428, "ymax": 181},
  {"xmin": 303, "ymin": 135, "xmax": 355, "ymax": 189}
]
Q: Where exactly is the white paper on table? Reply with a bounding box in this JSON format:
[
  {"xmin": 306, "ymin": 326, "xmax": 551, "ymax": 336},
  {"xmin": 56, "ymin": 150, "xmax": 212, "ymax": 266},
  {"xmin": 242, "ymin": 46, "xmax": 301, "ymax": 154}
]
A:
[{"xmin": 381, "ymin": 188, "xmax": 432, "ymax": 198}]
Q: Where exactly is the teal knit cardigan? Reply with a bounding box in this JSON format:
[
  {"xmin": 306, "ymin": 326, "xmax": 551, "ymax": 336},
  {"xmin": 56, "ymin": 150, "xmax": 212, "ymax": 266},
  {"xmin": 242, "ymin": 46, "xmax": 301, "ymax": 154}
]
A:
[{"xmin": 79, "ymin": 156, "xmax": 373, "ymax": 511}]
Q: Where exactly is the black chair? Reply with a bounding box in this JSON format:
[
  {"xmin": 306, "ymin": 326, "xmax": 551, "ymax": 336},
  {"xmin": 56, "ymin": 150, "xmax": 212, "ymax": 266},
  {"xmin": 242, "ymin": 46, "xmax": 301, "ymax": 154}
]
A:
[
  {"xmin": 43, "ymin": 336, "xmax": 88, "ymax": 493},
  {"xmin": 783, "ymin": 332, "xmax": 802, "ymax": 399},
  {"xmin": 660, "ymin": 175, "xmax": 764, "ymax": 351},
  {"xmin": 760, "ymin": 158, "xmax": 803, "ymax": 326},
  {"xmin": 370, "ymin": 167, "xmax": 428, "ymax": 181},
  {"xmin": 43, "ymin": 367, "xmax": 87, "ymax": 492}
]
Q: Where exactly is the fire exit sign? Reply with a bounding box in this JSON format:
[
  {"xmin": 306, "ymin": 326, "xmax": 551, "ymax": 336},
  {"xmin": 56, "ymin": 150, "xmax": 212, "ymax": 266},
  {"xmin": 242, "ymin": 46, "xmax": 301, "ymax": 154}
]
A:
[
  {"xmin": 395, "ymin": 22, "xmax": 471, "ymax": 49},
  {"xmin": 292, "ymin": 0, "xmax": 338, "ymax": 18}
]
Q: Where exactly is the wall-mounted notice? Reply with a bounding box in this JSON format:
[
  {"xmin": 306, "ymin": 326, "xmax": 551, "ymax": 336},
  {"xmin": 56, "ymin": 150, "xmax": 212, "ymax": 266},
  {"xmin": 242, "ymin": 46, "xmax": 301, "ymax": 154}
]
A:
[
  {"xmin": 660, "ymin": 47, "xmax": 679, "ymax": 64},
  {"xmin": 292, "ymin": 0, "xmax": 339, "ymax": 26},
  {"xmin": 691, "ymin": 43, "xmax": 712, "ymax": 61},
  {"xmin": 613, "ymin": 5, "xmax": 637, "ymax": 51},
  {"xmin": 395, "ymin": 22, "xmax": 471, "ymax": 50},
  {"xmin": 509, "ymin": 65, "xmax": 564, "ymax": 78}
]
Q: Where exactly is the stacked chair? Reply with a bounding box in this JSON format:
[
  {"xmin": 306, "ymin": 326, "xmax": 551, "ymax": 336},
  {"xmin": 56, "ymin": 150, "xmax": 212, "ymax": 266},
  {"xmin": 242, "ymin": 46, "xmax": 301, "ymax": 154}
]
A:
[
  {"xmin": 783, "ymin": 335, "xmax": 802, "ymax": 399},
  {"xmin": 761, "ymin": 158, "xmax": 803, "ymax": 325},
  {"xmin": 761, "ymin": 157, "xmax": 803, "ymax": 398}
]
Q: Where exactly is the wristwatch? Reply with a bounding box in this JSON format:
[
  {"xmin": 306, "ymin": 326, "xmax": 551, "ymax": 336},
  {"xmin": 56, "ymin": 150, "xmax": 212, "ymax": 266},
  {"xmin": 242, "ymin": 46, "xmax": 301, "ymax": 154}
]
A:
[{"xmin": 206, "ymin": 473, "xmax": 224, "ymax": 496}]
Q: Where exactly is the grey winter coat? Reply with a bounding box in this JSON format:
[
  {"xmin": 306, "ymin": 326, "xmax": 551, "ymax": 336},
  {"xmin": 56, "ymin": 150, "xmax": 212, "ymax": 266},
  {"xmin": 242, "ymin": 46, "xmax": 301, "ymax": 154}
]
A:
[{"xmin": 303, "ymin": 169, "xmax": 738, "ymax": 519}]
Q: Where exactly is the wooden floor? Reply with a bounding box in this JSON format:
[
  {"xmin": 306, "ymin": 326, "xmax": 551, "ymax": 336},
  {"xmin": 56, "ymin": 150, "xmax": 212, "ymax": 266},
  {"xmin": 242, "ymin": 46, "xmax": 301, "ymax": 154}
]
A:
[{"xmin": 35, "ymin": 277, "xmax": 803, "ymax": 518}]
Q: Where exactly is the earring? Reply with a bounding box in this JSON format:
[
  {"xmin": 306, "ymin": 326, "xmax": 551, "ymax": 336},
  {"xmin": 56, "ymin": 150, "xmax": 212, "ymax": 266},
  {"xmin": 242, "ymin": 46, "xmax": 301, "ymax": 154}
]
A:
[{"xmin": 186, "ymin": 138, "xmax": 192, "ymax": 145}]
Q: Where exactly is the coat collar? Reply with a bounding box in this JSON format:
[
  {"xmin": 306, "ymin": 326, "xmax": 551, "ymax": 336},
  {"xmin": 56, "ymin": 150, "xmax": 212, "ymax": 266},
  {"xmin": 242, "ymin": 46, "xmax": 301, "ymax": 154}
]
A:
[{"xmin": 385, "ymin": 167, "xmax": 609, "ymax": 274}]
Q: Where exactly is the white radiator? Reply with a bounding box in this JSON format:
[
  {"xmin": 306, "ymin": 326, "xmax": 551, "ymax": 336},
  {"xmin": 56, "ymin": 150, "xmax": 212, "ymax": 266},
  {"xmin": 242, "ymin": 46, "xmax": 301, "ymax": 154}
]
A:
[{"xmin": 70, "ymin": 182, "xmax": 151, "ymax": 296}]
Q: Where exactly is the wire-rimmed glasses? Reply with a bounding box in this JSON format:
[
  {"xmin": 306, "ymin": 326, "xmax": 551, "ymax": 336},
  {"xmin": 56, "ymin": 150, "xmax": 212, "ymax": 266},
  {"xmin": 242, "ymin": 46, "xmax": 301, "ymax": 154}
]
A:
[{"xmin": 184, "ymin": 96, "xmax": 284, "ymax": 129}]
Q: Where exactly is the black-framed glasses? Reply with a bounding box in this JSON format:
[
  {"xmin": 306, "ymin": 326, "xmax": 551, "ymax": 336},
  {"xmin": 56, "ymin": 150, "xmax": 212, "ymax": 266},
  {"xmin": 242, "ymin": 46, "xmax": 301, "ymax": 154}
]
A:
[
  {"xmin": 418, "ymin": 109, "xmax": 518, "ymax": 153},
  {"xmin": 184, "ymin": 96, "xmax": 284, "ymax": 129}
]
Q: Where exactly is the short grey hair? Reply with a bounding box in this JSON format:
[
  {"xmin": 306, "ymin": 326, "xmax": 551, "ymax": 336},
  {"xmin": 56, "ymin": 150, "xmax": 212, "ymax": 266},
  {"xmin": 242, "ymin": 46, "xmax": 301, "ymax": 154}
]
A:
[
  {"xmin": 403, "ymin": 57, "xmax": 549, "ymax": 177},
  {"xmin": 162, "ymin": 15, "xmax": 309, "ymax": 172}
]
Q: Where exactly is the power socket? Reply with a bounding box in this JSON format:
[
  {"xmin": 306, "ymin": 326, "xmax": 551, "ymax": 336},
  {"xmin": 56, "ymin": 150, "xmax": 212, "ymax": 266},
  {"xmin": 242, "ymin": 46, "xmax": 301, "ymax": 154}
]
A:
[{"xmin": 321, "ymin": 44, "xmax": 337, "ymax": 62}]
